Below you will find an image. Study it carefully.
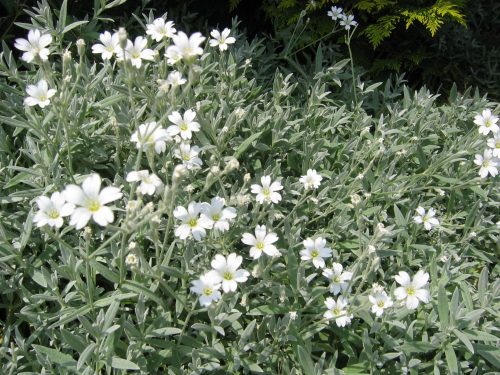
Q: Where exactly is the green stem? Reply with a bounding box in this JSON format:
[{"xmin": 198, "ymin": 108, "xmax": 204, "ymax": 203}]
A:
[{"xmin": 346, "ymin": 29, "xmax": 358, "ymax": 107}]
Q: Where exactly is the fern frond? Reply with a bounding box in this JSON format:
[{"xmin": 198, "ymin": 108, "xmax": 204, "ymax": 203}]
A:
[
  {"xmin": 363, "ymin": 15, "xmax": 400, "ymax": 48},
  {"xmin": 401, "ymin": 0, "xmax": 466, "ymax": 36},
  {"xmin": 228, "ymin": 0, "xmax": 241, "ymax": 12},
  {"xmin": 354, "ymin": 0, "xmax": 396, "ymax": 12}
]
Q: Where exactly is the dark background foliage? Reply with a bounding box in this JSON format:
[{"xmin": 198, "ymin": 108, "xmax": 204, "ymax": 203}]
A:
[{"xmin": 1, "ymin": 0, "xmax": 499, "ymax": 99}]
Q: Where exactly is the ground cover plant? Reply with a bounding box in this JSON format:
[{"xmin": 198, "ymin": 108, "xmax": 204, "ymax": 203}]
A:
[{"xmin": 0, "ymin": 0, "xmax": 499, "ymax": 374}]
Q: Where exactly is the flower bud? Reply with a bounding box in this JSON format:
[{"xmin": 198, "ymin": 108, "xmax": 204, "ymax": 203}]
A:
[
  {"xmin": 118, "ymin": 27, "xmax": 128, "ymax": 49},
  {"xmin": 350, "ymin": 193, "xmax": 361, "ymax": 206},
  {"xmin": 222, "ymin": 158, "xmax": 239, "ymax": 175},
  {"xmin": 172, "ymin": 164, "xmax": 187, "ymax": 183},
  {"xmin": 76, "ymin": 39, "xmax": 86, "ymax": 57}
]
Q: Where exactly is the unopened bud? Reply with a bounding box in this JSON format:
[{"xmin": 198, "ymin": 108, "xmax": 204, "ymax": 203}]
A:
[
  {"xmin": 350, "ymin": 193, "xmax": 361, "ymax": 206},
  {"xmin": 76, "ymin": 39, "xmax": 86, "ymax": 57},
  {"xmin": 223, "ymin": 158, "xmax": 239, "ymax": 173},
  {"xmin": 172, "ymin": 164, "xmax": 187, "ymax": 183},
  {"xmin": 118, "ymin": 27, "xmax": 128, "ymax": 49}
]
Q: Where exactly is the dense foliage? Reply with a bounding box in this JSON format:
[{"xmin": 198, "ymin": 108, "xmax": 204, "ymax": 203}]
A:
[{"xmin": 0, "ymin": 0, "xmax": 499, "ymax": 374}]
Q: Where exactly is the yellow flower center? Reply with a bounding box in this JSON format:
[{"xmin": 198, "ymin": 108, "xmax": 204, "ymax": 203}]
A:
[
  {"xmin": 256, "ymin": 242, "xmax": 264, "ymax": 250},
  {"xmin": 182, "ymin": 154, "xmax": 190, "ymax": 161},
  {"xmin": 203, "ymin": 287, "xmax": 212, "ymax": 296},
  {"xmin": 39, "ymin": 94, "xmax": 47, "ymax": 101},
  {"xmin": 180, "ymin": 123, "xmax": 188, "ymax": 131},
  {"xmin": 223, "ymin": 271, "xmax": 233, "ymax": 280},
  {"xmin": 485, "ymin": 119, "xmax": 492, "ymax": 127},
  {"xmin": 377, "ymin": 301, "xmax": 385, "ymax": 308},
  {"xmin": 406, "ymin": 286, "xmax": 415, "ymax": 296},
  {"xmin": 496, "ymin": 141, "xmax": 500, "ymax": 148},
  {"xmin": 188, "ymin": 218, "xmax": 197, "ymax": 228},
  {"xmin": 482, "ymin": 160, "xmax": 489, "ymax": 167},
  {"xmin": 262, "ymin": 188, "xmax": 270, "ymax": 196},
  {"xmin": 132, "ymin": 52, "xmax": 140, "ymax": 59},
  {"xmin": 333, "ymin": 307, "xmax": 341, "ymax": 316},
  {"xmin": 212, "ymin": 214, "xmax": 220, "ymax": 221},
  {"xmin": 87, "ymin": 200, "xmax": 101, "ymax": 213},
  {"xmin": 311, "ymin": 249, "xmax": 319, "ymax": 258},
  {"xmin": 48, "ymin": 210, "xmax": 59, "ymax": 219},
  {"xmin": 333, "ymin": 276, "xmax": 341, "ymax": 283}
]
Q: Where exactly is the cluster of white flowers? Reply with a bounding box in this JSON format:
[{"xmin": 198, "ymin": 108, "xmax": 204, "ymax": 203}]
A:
[
  {"xmin": 21, "ymin": 16, "xmax": 437, "ymax": 334},
  {"xmin": 473, "ymin": 109, "xmax": 499, "ymax": 178},
  {"xmin": 174, "ymin": 198, "xmax": 236, "ymax": 241},
  {"xmin": 190, "ymin": 253, "xmax": 249, "ymax": 306},
  {"xmin": 250, "ymin": 169, "xmax": 323, "ymax": 205},
  {"xmin": 322, "ymin": 268, "xmax": 429, "ymax": 327},
  {"xmin": 129, "ymin": 109, "xmax": 203, "ymax": 169},
  {"xmin": 34, "ymin": 174, "xmax": 122, "ymax": 230},
  {"xmin": 89, "ymin": 15, "xmax": 236, "ymax": 68},
  {"xmin": 327, "ymin": 5, "xmax": 358, "ymax": 30}
]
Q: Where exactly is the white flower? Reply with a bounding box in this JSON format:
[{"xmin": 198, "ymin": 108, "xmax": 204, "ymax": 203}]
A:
[
  {"xmin": 63, "ymin": 174, "xmax": 123, "ymax": 229},
  {"xmin": 327, "ymin": 6, "xmax": 343, "ymax": 20},
  {"xmin": 369, "ymin": 290, "xmax": 393, "ymax": 317},
  {"xmin": 474, "ymin": 109, "xmax": 499, "ymax": 135},
  {"xmin": 24, "ymin": 80, "xmax": 56, "ymax": 108},
  {"xmin": 251, "ymin": 175, "xmax": 283, "ymax": 204},
  {"xmin": 300, "ymin": 237, "xmax": 332, "ymax": 269},
  {"xmin": 413, "ymin": 206, "xmax": 440, "ymax": 230},
  {"xmin": 167, "ymin": 109, "xmax": 200, "ymax": 140},
  {"xmin": 235, "ymin": 107, "xmax": 246, "ymax": 118},
  {"xmin": 474, "ymin": 149, "xmax": 498, "ymax": 179},
  {"xmin": 126, "ymin": 170, "xmax": 163, "ymax": 195},
  {"xmin": 125, "ymin": 253, "xmax": 139, "ymax": 267},
  {"xmin": 487, "ymin": 132, "xmax": 500, "ymax": 157},
  {"xmin": 174, "ymin": 143, "xmax": 203, "ymax": 169},
  {"xmin": 173, "ymin": 202, "xmax": 211, "ymax": 241},
  {"xmin": 323, "ymin": 263, "xmax": 353, "ymax": 295},
  {"xmin": 190, "ymin": 272, "xmax": 222, "ymax": 306},
  {"xmin": 340, "ymin": 14, "xmax": 358, "ymax": 30},
  {"xmin": 167, "ymin": 70, "xmax": 186, "ymax": 87},
  {"xmin": 146, "ymin": 17, "xmax": 176, "ymax": 42},
  {"xmin": 394, "ymin": 270, "xmax": 430, "ymax": 310},
  {"xmin": 165, "ymin": 31, "xmax": 205, "ymax": 64},
  {"xmin": 324, "ymin": 296, "xmax": 353, "ymax": 327},
  {"xmin": 242, "ymin": 225, "xmax": 280, "ymax": 259},
  {"xmin": 210, "ymin": 253, "xmax": 250, "ymax": 293},
  {"xmin": 299, "ymin": 169, "xmax": 323, "ymax": 190},
  {"xmin": 91, "ymin": 31, "xmax": 120, "ymax": 60},
  {"xmin": 14, "ymin": 29, "xmax": 52, "ymax": 63},
  {"xmin": 33, "ymin": 192, "xmax": 74, "ymax": 228},
  {"xmin": 119, "ymin": 36, "xmax": 156, "ymax": 68},
  {"xmin": 200, "ymin": 197, "xmax": 237, "ymax": 232},
  {"xmin": 209, "ymin": 28, "xmax": 236, "ymax": 51},
  {"xmin": 130, "ymin": 122, "xmax": 170, "ymax": 154}
]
